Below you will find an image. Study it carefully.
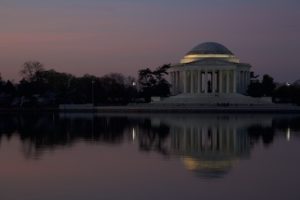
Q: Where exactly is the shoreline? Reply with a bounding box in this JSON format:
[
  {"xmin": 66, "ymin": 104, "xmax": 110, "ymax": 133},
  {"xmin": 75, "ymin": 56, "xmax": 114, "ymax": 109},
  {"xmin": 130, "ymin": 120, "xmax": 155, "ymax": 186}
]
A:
[{"xmin": 1, "ymin": 104, "xmax": 300, "ymax": 113}]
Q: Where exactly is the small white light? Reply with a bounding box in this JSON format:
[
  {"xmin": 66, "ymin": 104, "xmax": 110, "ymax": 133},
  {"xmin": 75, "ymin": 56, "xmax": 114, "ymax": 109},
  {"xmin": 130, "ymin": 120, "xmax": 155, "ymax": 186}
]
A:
[
  {"xmin": 132, "ymin": 128, "xmax": 136, "ymax": 141},
  {"xmin": 287, "ymin": 128, "xmax": 291, "ymax": 141}
]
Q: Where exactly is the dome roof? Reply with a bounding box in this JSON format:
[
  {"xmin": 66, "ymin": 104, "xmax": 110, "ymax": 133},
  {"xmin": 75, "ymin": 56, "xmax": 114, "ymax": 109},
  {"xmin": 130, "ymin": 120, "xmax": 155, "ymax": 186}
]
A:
[
  {"xmin": 187, "ymin": 42, "xmax": 234, "ymax": 55},
  {"xmin": 182, "ymin": 157, "xmax": 235, "ymax": 179},
  {"xmin": 180, "ymin": 42, "xmax": 239, "ymax": 64}
]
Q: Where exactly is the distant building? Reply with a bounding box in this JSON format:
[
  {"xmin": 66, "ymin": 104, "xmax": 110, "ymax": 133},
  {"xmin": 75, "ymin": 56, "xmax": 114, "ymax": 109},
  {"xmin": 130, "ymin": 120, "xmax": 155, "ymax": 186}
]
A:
[
  {"xmin": 152, "ymin": 42, "xmax": 273, "ymax": 105},
  {"xmin": 169, "ymin": 42, "xmax": 251, "ymax": 95}
]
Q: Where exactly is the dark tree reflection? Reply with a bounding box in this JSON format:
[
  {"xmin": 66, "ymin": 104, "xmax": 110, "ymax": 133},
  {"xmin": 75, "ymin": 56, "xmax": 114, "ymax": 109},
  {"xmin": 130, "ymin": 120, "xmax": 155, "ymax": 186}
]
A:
[
  {"xmin": 0, "ymin": 113, "xmax": 171, "ymax": 159},
  {"xmin": 0, "ymin": 114, "xmax": 300, "ymax": 162},
  {"xmin": 247, "ymin": 125, "xmax": 275, "ymax": 147},
  {"xmin": 272, "ymin": 116, "xmax": 300, "ymax": 131},
  {"xmin": 137, "ymin": 118, "xmax": 170, "ymax": 156}
]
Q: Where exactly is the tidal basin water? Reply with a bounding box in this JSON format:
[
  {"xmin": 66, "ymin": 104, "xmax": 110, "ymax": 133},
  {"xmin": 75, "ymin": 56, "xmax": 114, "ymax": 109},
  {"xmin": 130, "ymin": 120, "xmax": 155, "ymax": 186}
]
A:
[{"xmin": 1, "ymin": 113, "xmax": 300, "ymax": 200}]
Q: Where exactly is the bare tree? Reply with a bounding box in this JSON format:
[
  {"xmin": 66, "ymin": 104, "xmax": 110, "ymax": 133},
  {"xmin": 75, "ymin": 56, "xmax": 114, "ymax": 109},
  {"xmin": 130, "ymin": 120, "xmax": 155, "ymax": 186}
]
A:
[{"xmin": 20, "ymin": 61, "xmax": 45, "ymax": 81}]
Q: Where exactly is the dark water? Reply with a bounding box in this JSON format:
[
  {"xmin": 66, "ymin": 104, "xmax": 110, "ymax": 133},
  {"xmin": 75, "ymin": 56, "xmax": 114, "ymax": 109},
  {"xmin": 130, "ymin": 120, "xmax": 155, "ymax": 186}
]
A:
[{"xmin": 0, "ymin": 113, "xmax": 300, "ymax": 200}]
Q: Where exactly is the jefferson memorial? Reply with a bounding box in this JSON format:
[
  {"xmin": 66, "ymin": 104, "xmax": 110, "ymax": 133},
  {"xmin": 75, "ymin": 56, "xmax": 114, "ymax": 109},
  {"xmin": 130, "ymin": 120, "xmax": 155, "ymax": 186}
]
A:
[
  {"xmin": 169, "ymin": 42, "xmax": 251, "ymax": 95},
  {"xmin": 155, "ymin": 42, "xmax": 272, "ymax": 105}
]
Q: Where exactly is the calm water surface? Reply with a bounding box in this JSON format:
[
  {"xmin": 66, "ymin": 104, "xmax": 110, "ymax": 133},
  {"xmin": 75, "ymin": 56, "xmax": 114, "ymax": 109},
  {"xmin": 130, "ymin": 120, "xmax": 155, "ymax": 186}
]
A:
[{"xmin": 0, "ymin": 113, "xmax": 300, "ymax": 200}]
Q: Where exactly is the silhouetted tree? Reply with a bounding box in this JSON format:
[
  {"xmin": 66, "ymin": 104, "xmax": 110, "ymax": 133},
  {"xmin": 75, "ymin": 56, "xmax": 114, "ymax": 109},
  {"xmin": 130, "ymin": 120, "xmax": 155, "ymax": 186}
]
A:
[
  {"xmin": 293, "ymin": 86, "xmax": 300, "ymax": 105},
  {"xmin": 247, "ymin": 82, "xmax": 264, "ymax": 97},
  {"xmin": 250, "ymin": 71, "xmax": 259, "ymax": 79},
  {"xmin": 273, "ymin": 85, "xmax": 300, "ymax": 105},
  {"xmin": 247, "ymin": 74, "xmax": 275, "ymax": 97},
  {"xmin": 0, "ymin": 79, "xmax": 17, "ymax": 106},
  {"xmin": 20, "ymin": 61, "xmax": 45, "ymax": 81},
  {"xmin": 262, "ymin": 74, "xmax": 276, "ymax": 96},
  {"xmin": 0, "ymin": 62, "xmax": 167, "ymax": 106},
  {"xmin": 138, "ymin": 64, "xmax": 171, "ymax": 102},
  {"xmin": 3, "ymin": 81, "xmax": 16, "ymax": 94},
  {"xmin": 99, "ymin": 73, "xmax": 137, "ymax": 105}
]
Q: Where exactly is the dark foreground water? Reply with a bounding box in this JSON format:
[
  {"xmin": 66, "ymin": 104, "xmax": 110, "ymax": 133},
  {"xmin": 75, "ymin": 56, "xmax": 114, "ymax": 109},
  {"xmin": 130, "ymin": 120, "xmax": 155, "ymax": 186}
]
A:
[{"xmin": 0, "ymin": 113, "xmax": 300, "ymax": 200}]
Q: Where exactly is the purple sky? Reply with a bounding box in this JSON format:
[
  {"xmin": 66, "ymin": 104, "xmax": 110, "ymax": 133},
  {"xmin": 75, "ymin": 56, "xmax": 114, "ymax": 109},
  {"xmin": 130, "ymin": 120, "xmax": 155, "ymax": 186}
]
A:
[{"xmin": 1, "ymin": 0, "xmax": 300, "ymax": 82}]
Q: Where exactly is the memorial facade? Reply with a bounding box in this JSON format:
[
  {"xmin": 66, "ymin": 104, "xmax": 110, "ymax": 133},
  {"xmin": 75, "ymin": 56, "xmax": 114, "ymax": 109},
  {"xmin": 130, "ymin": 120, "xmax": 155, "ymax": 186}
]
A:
[{"xmin": 169, "ymin": 42, "xmax": 251, "ymax": 95}]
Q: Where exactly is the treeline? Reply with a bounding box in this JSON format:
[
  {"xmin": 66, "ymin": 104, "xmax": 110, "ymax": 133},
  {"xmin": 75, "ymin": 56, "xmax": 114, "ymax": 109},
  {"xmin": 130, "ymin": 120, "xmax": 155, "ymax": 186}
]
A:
[
  {"xmin": 1, "ymin": 114, "xmax": 299, "ymax": 159},
  {"xmin": 0, "ymin": 61, "xmax": 171, "ymax": 107},
  {"xmin": 2, "ymin": 61, "xmax": 299, "ymax": 107},
  {"xmin": 0, "ymin": 114, "xmax": 171, "ymax": 158},
  {"xmin": 247, "ymin": 74, "xmax": 300, "ymax": 105}
]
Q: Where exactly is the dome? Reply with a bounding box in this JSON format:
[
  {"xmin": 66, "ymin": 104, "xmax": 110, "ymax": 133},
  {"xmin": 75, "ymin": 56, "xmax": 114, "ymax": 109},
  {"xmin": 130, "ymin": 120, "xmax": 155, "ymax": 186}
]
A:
[
  {"xmin": 180, "ymin": 42, "xmax": 239, "ymax": 64},
  {"xmin": 182, "ymin": 157, "xmax": 236, "ymax": 179},
  {"xmin": 188, "ymin": 42, "xmax": 234, "ymax": 55}
]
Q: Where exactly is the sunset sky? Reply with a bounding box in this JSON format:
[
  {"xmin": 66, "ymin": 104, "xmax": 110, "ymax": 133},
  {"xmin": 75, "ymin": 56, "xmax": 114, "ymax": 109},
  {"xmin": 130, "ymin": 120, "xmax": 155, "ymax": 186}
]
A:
[{"xmin": 1, "ymin": 0, "xmax": 300, "ymax": 82}]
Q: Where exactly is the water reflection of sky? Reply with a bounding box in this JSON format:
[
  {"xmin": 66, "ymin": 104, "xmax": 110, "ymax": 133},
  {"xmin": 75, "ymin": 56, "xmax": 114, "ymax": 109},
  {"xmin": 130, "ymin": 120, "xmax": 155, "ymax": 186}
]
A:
[{"xmin": 0, "ymin": 114, "xmax": 300, "ymax": 200}]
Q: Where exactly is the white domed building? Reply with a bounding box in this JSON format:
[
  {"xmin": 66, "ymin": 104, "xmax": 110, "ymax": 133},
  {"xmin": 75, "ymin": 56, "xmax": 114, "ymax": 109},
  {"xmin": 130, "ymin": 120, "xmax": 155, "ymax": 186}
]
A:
[
  {"xmin": 151, "ymin": 42, "xmax": 275, "ymax": 105},
  {"xmin": 170, "ymin": 42, "xmax": 251, "ymax": 95}
]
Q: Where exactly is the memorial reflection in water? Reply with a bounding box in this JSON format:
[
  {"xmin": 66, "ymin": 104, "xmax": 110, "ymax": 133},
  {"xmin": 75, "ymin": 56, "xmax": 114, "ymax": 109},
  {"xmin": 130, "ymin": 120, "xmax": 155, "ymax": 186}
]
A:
[
  {"xmin": 132, "ymin": 114, "xmax": 296, "ymax": 178},
  {"xmin": 167, "ymin": 116, "xmax": 251, "ymax": 178},
  {"xmin": 0, "ymin": 113, "xmax": 298, "ymax": 179}
]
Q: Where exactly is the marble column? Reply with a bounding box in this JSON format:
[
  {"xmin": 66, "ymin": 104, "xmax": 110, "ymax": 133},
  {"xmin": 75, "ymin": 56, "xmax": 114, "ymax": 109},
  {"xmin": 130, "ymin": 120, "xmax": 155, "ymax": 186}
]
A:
[
  {"xmin": 211, "ymin": 71, "xmax": 214, "ymax": 93},
  {"xmin": 246, "ymin": 71, "xmax": 249, "ymax": 88},
  {"xmin": 183, "ymin": 71, "xmax": 187, "ymax": 93},
  {"xmin": 176, "ymin": 71, "xmax": 179, "ymax": 94},
  {"xmin": 240, "ymin": 71, "xmax": 243, "ymax": 92},
  {"xmin": 237, "ymin": 71, "xmax": 240, "ymax": 92},
  {"xmin": 239, "ymin": 71, "xmax": 242, "ymax": 92},
  {"xmin": 172, "ymin": 72, "xmax": 176, "ymax": 94},
  {"xmin": 174, "ymin": 71, "xmax": 177, "ymax": 94},
  {"xmin": 171, "ymin": 72, "xmax": 174, "ymax": 94},
  {"xmin": 171, "ymin": 71, "xmax": 174, "ymax": 93},
  {"xmin": 244, "ymin": 71, "xmax": 247, "ymax": 92},
  {"xmin": 190, "ymin": 71, "xmax": 194, "ymax": 94},
  {"xmin": 212, "ymin": 71, "xmax": 217, "ymax": 93},
  {"xmin": 177, "ymin": 71, "xmax": 182, "ymax": 93},
  {"xmin": 197, "ymin": 71, "xmax": 201, "ymax": 93},
  {"xmin": 194, "ymin": 71, "xmax": 198, "ymax": 93},
  {"xmin": 233, "ymin": 70, "xmax": 237, "ymax": 93},
  {"xmin": 181, "ymin": 72, "xmax": 184, "ymax": 93},
  {"xmin": 174, "ymin": 71, "xmax": 176, "ymax": 94},
  {"xmin": 219, "ymin": 70, "xmax": 223, "ymax": 93},
  {"xmin": 204, "ymin": 70, "xmax": 208, "ymax": 93},
  {"xmin": 178, "ymin": 71, "xmax": 180, "ymax": 93},
  {"xmin": 226, "ymin": 71, "xmax": 230, "ymax": 93},
  {"xmin": 245, "ymin": 71, "xmax": 248, "ymax": 91}
]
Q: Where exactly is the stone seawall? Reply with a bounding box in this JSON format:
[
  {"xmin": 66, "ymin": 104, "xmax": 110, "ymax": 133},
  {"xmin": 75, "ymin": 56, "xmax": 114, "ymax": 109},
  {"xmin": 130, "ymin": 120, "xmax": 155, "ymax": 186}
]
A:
[{"xmin": 1, "ymin": 104, "xmax": 300, "ymax": 113}]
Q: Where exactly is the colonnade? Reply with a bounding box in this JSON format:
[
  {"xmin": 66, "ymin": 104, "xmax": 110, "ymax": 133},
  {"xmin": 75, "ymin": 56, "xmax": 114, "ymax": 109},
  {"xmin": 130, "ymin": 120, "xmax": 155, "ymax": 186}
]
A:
[
  {"xmin": 170, "ymin": 69, "xmax": 250, "ymax": 95},
  {"xmin": 237, "ymin": 71, "xmax": 251, "ymax": 93},
  {"xmin": 171, "ymin": 125, "xmax": 249, "ymax": 154}
]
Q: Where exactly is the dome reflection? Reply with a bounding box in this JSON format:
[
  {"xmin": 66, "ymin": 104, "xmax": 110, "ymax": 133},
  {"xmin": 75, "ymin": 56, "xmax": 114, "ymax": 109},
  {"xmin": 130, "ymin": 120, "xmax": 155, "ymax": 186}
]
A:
[
  {"xmin": 0, "ymin": 113, "xmax": 299, "ymax": 179},
  {"xmin": 159, "ymin": 115, "xmax": 257, "ymax": 178}
]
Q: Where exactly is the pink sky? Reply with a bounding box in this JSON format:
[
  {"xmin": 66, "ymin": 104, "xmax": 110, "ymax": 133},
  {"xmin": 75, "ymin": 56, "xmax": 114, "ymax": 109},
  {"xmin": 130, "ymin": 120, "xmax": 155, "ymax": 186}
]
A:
[{"xmin": 0, "ymin": 1, "xmax": 300, "ymax": 82}]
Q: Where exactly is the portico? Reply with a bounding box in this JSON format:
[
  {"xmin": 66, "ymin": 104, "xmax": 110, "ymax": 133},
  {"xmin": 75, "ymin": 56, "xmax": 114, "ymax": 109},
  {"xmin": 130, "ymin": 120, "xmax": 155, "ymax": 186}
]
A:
[{"xmin": 169, "ymin": 42, "xmax": 251, "ymax": 96}]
